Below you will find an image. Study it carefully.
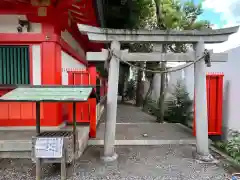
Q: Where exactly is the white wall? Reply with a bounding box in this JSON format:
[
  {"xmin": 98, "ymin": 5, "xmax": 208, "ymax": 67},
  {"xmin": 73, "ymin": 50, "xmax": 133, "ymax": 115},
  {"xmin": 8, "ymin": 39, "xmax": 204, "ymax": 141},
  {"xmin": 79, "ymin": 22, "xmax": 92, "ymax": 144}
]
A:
[
  {"xmin": 0, "ymin": 15, "xmax": 41, "ymax": 33},
  {"xmin": 61, "ymin": 51, "xmax": 86, "ymax": 85},
  {"xmin": 61, "ymin": 30, "xmax": 85, "ymax": 59},
  {"xmin": 151, "ymin": 74, "xmax": 161, "ymax": 100},
  {"xmin": 32, "ymin": 45, "xmax": 41, "ymax": 85},
  {"xmin": 61, "ymin": 29, "xmax": 87, "ymax": 85},
  {"xmin": 183, "ymin": 46, "xmax": 240, "ymax": 138},
  {"xmin": 184, "ymin": 65, "xmax": 194, "ymax": 100}
]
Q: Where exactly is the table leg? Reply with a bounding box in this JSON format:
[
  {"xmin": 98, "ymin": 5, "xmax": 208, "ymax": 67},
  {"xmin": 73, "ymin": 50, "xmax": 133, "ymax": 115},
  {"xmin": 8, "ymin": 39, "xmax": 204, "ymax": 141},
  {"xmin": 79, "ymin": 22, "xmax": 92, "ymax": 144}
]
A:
[
  {"xmin": 61, "ymin": 149, "xmax": 67, "ymax": 180},
  {"xmin": 36, "ymin": 102, "xmax": 41, "ymax": 134},
  {"xmin": 36, "ymin": 159, "xmax": 41, "ymax": 180},
  {"xmin": 35, "ymin": 102, "xmax": 41, "ymax": 180},
  {"xmin": 73, "ymin": 102, "xmax": 76, "ymax": 157}
]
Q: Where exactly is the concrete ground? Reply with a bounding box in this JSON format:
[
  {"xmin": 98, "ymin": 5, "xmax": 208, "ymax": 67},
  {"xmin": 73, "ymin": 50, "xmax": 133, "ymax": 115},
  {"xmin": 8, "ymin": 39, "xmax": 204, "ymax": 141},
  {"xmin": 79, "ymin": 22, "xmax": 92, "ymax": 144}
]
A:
[
  {"xmin": 0, "ymin": 103, "xmax": 238, "ymax": 179},
  {"xmin": 94, "ymin": 123, "xmax": 194, "ymax": 140}
]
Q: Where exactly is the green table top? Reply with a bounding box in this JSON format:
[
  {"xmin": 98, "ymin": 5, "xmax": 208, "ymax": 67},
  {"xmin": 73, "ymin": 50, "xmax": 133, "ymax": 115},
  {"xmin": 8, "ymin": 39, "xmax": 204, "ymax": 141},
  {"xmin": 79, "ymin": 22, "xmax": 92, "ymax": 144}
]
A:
[{"xmin": 0, "ymin": 87, "xmax": 94, "ymax": 102}]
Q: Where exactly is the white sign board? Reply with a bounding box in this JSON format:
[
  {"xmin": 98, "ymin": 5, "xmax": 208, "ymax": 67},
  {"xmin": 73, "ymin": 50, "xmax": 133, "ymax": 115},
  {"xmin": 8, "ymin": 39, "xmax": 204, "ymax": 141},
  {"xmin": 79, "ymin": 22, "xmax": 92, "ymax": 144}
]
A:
[{"xmin": 35, "ymin": 137, "xmax": 63, "ymax": 158}]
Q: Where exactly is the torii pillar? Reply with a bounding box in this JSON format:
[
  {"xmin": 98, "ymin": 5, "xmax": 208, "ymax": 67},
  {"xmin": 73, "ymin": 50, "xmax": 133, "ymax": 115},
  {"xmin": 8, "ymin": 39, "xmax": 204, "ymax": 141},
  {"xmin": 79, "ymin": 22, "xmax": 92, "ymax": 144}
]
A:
[
  {"xmin": 194, "ymin": 41, "xmax": 210, "ymax": 158},
  {"xmin": 102, "ymin": 41, "xmax": 120, "ymax": 161}
]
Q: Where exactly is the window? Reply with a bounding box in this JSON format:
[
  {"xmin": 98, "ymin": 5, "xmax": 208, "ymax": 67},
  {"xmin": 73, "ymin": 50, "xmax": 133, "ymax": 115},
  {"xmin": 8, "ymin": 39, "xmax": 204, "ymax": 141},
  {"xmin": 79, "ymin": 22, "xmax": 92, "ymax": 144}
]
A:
[{"xmin": 0, "ymin": 46, "xmax": 30, "ymax": 84}]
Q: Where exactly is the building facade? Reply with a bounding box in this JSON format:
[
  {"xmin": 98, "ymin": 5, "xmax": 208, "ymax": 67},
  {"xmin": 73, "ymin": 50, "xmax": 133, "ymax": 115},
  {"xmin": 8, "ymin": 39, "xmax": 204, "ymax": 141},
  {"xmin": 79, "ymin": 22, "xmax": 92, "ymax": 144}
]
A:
[{"xmin": 0, "ymin": 0, "xmax": 105, "ymax": 129}]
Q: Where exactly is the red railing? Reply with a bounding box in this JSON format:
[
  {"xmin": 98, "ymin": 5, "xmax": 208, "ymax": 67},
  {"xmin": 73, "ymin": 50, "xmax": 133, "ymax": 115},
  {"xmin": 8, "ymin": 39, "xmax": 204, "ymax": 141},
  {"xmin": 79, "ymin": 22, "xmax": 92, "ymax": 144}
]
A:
[
  {"xmin": 96, "ymin": 72, "xmax": 108, "ymax": 99},
  {"xmin": 66, "ymin": 65, "xmax": 107, "ymax": 138}
]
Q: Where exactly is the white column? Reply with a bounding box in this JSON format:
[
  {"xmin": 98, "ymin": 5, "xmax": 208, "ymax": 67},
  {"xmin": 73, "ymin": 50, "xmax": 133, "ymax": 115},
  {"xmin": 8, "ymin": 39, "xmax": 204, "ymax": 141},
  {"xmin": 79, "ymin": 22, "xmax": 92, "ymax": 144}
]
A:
[
  {"xmin": 32, "ymin": 45, "xmax": 41, "ymax": 85},
  {"xmin": 102, "ymin": 40, "xmax": 120, "ymax": 162},
  {"xmin": 194, "ymin": 41, "xmax": 209, "ymax": 156}
]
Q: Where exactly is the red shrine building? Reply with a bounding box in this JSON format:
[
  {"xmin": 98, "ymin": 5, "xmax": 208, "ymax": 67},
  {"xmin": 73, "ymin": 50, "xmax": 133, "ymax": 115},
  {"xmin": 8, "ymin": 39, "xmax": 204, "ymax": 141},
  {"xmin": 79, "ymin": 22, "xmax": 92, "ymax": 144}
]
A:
[{"xmin": 0, "ymin": 0, "xmax": 106, "ymax": 136}]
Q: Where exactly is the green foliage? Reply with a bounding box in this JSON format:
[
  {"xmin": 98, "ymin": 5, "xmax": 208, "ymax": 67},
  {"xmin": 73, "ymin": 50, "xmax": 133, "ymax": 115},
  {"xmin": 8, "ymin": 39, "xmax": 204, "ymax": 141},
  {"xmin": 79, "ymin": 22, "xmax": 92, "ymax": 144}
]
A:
[
  {"xmin": 215, "ymin": 130, "xmax": 240, "ymax": 162},
  {"xmin": 104, "ymin": 0, "xmax": 156, "ymax": 106},
  {"xmin": 154, "ymin": 0, "xmax": 211, "ymax": 53},
  {"xmin": 124, "ymin": 79, "xmax": 136, "ymax": 101},
  {"xmin": 164, "ymin": 80, "xmax": 193, "ymax": 125},
  {"xmin": 155, "ymin": 0, "xmax": 182, "ymax": 29},
  {"xmin": 95, "ymin": 62, "xmax": 108, "ymax": 78},
  {"xmin": 155, "ymin": 0, "xmax": 211, "ymax": 30},
  {"xmin": 104, "ymin": 0, "xmax": 156, "ymax": 29}
]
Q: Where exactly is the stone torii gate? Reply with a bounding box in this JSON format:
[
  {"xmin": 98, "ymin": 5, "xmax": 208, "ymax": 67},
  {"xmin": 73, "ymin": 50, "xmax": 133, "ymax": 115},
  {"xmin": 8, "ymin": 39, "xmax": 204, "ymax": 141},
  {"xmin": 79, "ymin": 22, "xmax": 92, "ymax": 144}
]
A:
[{"xmin": 78, "ymin": 24, "xmax": 239, "ymax": 162}]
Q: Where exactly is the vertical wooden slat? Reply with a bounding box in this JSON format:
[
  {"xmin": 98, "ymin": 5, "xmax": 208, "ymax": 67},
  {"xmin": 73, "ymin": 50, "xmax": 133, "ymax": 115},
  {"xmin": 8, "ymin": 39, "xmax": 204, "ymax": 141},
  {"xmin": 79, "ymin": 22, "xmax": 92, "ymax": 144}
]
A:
[
  {"xmin": 11, "ymin": 47, "xmax": 15, "ymax": 84},
  {"xmin": 21, "ymin": 46, "xmax": 25, "ymax": 84},
  {"xmin": 206, "ymin": 75, "xmax": 210, "ymax": 132},
  {"xmin": 6, "ymin": 47, "xmax": 10, "ymax": 84},
  {"xmin": 217, "ymin": 75, "xmax": 224, "ymax": 134},
  {"xmin": 0, "ymin": 47, "xmax": 2, "ymax": 84},
  {"xmin": 2, "ymin": 47, "xmax": 6, "ymax": 84},
  {"xmin": 17, "ymin": 47, "xmax": 21, "ymax": 84},
  {"xmin": 25, "ymin": 47, "xmax": 30, "ymax": 84},
  {"xmin": 24, "ymin": 47, "xmax": 27, "ymax": 84},
  {"xmin": 12, "ymin": 47, "xmax": 16, "ymax": 84}
]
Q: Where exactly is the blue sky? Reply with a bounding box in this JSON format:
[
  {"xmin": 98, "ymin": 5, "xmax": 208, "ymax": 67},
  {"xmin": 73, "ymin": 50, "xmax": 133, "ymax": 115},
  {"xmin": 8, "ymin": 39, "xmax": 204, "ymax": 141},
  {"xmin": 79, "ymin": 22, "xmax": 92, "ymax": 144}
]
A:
[
  {"xmin": 181, "ymin": 0, "xmax": 227, "ymax": 28},
  {"xmin": 198, "ymin": 8, "xmax": 227, "ymax": 28},
  {"xmin": 180, "ymin": 0, "xmax": 240, "ymax": 52}
]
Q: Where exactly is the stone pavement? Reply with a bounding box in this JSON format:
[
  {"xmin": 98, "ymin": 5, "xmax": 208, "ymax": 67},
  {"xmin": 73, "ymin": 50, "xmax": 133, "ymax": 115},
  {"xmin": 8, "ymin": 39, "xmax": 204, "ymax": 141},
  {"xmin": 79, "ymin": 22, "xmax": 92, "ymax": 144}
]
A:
[
  {"xmin": 0, "ymin": 103, "xmax": 237, "ymax": 179},
  {"xmin": 92, "ymin": 103, "xmax": 195, "ymax": 145}
]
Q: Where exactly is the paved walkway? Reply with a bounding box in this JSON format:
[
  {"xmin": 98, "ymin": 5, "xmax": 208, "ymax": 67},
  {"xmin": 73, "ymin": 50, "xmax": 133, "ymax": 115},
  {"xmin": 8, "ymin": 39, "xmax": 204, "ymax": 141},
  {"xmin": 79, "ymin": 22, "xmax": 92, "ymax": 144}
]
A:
[{"xmin": 91, "ymin": 103, "xmax": 195, "ymax": 145}]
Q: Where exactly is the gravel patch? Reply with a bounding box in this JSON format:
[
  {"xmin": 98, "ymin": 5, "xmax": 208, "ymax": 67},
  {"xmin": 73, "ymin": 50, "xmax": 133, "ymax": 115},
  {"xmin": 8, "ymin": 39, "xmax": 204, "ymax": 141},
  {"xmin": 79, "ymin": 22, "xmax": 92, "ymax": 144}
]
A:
[{"xmin": 0, "ymin": 145, "xmax": 234, "ymax": 180}]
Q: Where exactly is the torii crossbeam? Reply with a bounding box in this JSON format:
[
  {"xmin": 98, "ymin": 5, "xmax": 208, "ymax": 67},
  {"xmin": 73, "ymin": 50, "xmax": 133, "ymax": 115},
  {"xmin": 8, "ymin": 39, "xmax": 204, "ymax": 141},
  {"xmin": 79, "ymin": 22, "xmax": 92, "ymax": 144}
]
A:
[
  {"xmin": 78, "ymin": 24, "xmax": 239, "ymax": 162},
  {"xmin": 87, "ymin": 49, "xmax": 228, "ymax": 62}
]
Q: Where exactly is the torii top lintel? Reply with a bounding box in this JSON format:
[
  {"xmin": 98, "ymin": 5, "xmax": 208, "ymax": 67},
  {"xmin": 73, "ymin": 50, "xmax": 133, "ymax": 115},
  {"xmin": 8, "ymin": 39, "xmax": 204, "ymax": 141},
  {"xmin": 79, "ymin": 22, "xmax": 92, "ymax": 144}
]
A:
[{"xmin": 78, "ymin": 24, "xmax": 239, "ymax": 44}]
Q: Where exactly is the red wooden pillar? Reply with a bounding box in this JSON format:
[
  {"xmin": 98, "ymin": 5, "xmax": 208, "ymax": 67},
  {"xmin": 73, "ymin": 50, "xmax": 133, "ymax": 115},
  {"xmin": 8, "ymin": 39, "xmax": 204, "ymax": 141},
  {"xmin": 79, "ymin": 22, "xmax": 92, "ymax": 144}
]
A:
[
  {"xmin": 88, "ymin": 65, "xmax": 97, "ymax": 137},
  {"xmin": 40, "ymin": 23, "xmax": 63, "ymax": 126},
  {"xmin": 89, "ymin": 98, "xmax": 97, "ymax": 138},
  {"xmin": 88, "ymin": 64, "xmax": 97, "ymax": 87}
]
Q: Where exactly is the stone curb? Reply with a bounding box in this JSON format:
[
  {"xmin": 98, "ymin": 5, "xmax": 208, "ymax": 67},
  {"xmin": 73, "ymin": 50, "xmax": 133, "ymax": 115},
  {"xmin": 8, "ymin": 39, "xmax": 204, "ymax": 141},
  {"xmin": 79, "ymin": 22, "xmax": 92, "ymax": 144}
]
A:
[
  {"xmin": 88, "ymin": 139, "xmax": 196, "ymax": 146},
  {"xmin": 175, "ymin": 123, "xmax": 213, "ymax": 143}
]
